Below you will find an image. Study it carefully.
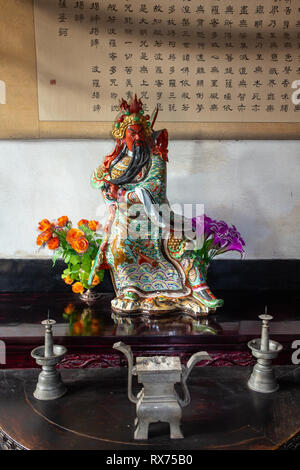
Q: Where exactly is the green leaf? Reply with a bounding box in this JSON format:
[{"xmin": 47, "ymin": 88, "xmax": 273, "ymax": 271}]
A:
[
  {"xmin": 89, "ymin": 246, "xmax": 98, "ymax": 260},
  {"xmin": 80, "ymin": 224, "xmax": 95, "ymax": 238},
  {"xmin": 69, "ymin": 254, "xmax": 80, "ymax": 265},
  {"xmin": 52, "ymin": 248, "xmax": 63, "ymax": 267},
  {"xmin": 82, "ymin": 253, "xmax": 90, "ymax": 262},
  {"xmin": 81, "ymin": 254, "xmax": 92, "ymax": 272},
  {"xmin": 71, "ymin": 264, "xmax": 80, "ymax": 273},
  {"xmin": 64, "ymin": 254, "xmax": 71, "ymax": 263},
  {"xmin": 79, "ymin": 271, "xmax": 90, "ymax": 288}
]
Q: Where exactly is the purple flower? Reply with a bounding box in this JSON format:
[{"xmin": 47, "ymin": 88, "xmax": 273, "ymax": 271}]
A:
[
  {"xmin": 192, "ymin": 215, "xmax": 204, "ymax": 237},
  {"xmin": 192, "ymin": 214, "xmax": 245, "ymax": 257},
  {"xmin": 216, "ymin": 225, "xmax": 245, "ymax": 255},
  {"xmin": 192, "ymin": 215, "xmax": 215, "ymax": 238},
  {"xmin": 204, "ymin": 216, "xmax": 214, "ymax": 238},
  {"xmin": 210, "ymin": 221, "xmax": 229, "ymax": 246}
]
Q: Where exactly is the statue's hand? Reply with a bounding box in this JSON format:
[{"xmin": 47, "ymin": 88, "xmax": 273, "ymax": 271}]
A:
[
  {"xmin": 184, "ymin": 239, "xmax": 195, "ymax": 251},
  {"xmin": 107, "ymin": 183, "xmax": 119, "ymax": 200}
]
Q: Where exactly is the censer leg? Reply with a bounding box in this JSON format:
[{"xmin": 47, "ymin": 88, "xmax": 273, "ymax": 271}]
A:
[
  {"xmin": 134, "ymin": 419, "xmax": 149, "ymax": 440},
  {"xmin": 169, "ymin": 419, "xmax": 184, "ymax": 439}
]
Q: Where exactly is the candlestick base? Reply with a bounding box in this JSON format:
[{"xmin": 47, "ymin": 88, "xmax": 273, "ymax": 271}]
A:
[
  {"xmin": 247, "ymin": 361, "xmax": 279, "ymax": 394},
  {"xmin": 31, "ymin": 344, "xmax": 67, "ymax": 401},
  {"xmin": 247, "ymin": 338, "xmax": 282, "ymax": 394}
]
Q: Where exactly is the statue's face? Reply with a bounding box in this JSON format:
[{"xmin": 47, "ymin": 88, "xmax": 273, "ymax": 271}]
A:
[
  {"xmin": 109, "ymin": 123, "xmax": 151, "ymax": 185},
  {"xmin": 125, "ymin": 124, "xmax": 145, "ymax": 151}
]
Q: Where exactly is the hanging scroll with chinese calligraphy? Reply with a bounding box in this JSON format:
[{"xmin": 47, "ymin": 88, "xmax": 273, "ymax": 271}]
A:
[
  {"xmin": 34, "ymin": 0, "xmax": 300, "ymax": 125},
  {"xmin": 1, "ymin": 0, "xmax": 300, "ymax": 138}
]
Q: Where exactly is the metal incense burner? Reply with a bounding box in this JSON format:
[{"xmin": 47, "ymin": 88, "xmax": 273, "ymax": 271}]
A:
[
  {"xmin": 247, "ymin": 310, "xmax": 283, "ymax": 393},
  {"xmin": 113, "ymin": 341, "xmax": 211, "ymax": 440},
  {"xmin": 31, "ymin": 316, "xmax": 67, "ymax": 400}
]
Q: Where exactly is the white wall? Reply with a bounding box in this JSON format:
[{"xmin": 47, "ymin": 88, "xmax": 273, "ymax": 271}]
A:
[{"xmin": 0, "ymin": 139, "xmax": 299, "ymax": 259}]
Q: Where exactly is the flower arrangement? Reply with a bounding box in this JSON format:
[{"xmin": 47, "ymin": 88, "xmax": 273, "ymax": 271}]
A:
[
  {"xmin": 35, "ymin": 216, "xmax": 104, "ymax": 294},
  {"xmin": 192, "ymin": 215, "xmax": 245, "ymax": 267}
]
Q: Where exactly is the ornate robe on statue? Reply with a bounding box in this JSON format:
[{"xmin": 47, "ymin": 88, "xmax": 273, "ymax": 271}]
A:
[
  {"xmin": 90, "ymin": 130, "xmax": 222, "ymax": 315},
  {"xmin": 91, "ymin": 134, "xmax": 190, "ymax": 299}
]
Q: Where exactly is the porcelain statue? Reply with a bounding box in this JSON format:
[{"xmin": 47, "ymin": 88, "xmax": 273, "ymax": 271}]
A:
[{"xmin": 88, "ymin": 95, "xmax": 223, "ymax": 316}]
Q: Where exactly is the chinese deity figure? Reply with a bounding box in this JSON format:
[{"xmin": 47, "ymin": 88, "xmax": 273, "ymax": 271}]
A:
[{"xmin": 89, "ymin": 95, "xmax": 223, "ymax": 316}]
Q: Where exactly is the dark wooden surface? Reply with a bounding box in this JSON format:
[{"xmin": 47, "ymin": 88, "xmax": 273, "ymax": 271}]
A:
[
  {"xmin": 1, "ymin": 291, "xmax": 300, "ymax": 368},
  {"xmin": 0, "ymin": 366, "xmax": 300, "ymax": 450}
]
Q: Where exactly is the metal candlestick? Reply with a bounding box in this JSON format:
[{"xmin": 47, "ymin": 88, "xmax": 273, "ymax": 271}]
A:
[
  {"xmin": 31, "ymin": 315, "xmax": 67, "ymax": 400},
  {"xmin": 247, "ymin": 308, "xmax": 283, "ymax": 393}
]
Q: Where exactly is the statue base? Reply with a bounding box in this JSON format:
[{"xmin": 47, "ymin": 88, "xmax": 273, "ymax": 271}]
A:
[{"xmin": 111, "ymin": 294, "xmax": 213, "ymax": 317}]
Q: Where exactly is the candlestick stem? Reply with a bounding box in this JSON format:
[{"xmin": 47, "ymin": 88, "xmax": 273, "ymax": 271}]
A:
[
  {"xmin": 42, "ymin": 318, "xmax": 56, "ymax": 358},
  {"xmin": 44, "ymin": 324, "xmax": 53, "ymax": 357}
]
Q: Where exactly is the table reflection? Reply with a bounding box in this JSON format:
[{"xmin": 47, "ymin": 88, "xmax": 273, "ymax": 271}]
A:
[{"xmin": 62, "ymin": 301, "xmax": 222, "ymax": 337}]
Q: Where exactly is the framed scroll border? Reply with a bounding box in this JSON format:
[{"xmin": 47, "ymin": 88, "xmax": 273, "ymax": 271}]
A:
[{"xmin": 0, "ymin": 0, "xmax": 299, "ymax": 140}]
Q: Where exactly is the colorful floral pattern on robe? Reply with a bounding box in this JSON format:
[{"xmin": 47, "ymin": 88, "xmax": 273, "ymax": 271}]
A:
[{"xmin": 91, "ymin": 151, "xmax": 189, "ymax": 297}]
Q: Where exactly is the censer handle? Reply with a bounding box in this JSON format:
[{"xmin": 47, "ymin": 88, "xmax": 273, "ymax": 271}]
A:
[
  {"xmin": 178, "ymin": 351, "xmax": 212, "ymax": 408},
  {"xmin": 113, "ymin": 341, "xmax": 138, "ymax": 404}
]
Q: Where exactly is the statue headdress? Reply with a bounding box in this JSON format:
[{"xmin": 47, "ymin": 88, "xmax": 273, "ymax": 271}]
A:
[{"xmin": 112, "ymin": 94, "xmax": 153, "ymax": 140}]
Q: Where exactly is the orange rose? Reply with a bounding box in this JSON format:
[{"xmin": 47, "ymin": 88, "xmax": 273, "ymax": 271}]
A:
[
  {"xmin": 64, "ymin": 275, "xmax": 74, "ymax": 285},
  {"xmin": 36, "ymin": 234, "xmax": 44, "ymax": 246},
  {"xmin": 78, "ymin": 219, "xmax": 89, "ymax": 227},
  {"xmin": 66, "ymin": 228, "xmax": 84, "ymax": 245},
  {"xmin": 38, "ymin": 219, "xmax": 51, "ymax": 231},
  {"xmin": 92, "ymin": 274, "xmax": 100, "ymax": 286},
  {"xmin": 39, "ymin": 229, "xmax": 53, "ymax": 243},
  {"xmin": 64, "ymin": 303, "xmax": 75, "ymax": 314},
  {"xmin": 72, "ymin": 282, "xmax": 84, "ymax": 294},
  {"xmin": 72, "ymin": 237, "xmax": 89, "ymax": 254},
  {"xmin": 57, "ymin": 216, "xmax": 68, "ymax": 227},
  {"xmin": 73, "ymin": 321, "xmax": 83, "ymax": 334},
  {"xmin": 88, "ymin": 220, "xmax": 101, "ymax": 231},
  {"xmin": 48, "ymin": 237, "xmax": 59, "ymax": 250}
]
